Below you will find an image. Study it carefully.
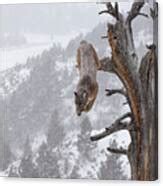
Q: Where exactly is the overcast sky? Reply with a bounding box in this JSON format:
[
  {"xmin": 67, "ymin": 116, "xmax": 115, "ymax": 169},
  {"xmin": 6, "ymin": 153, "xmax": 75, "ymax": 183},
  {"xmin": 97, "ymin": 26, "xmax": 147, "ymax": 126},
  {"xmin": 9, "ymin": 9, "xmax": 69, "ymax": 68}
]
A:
[{"xmin": 0, "ymin": 2, "xmax": 132, "ymax": 35}]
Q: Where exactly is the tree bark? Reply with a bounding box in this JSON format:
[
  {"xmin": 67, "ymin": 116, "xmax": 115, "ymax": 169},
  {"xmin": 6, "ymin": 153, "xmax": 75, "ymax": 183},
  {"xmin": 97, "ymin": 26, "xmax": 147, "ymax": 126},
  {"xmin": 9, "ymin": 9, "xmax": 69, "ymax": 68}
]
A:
[{"xmin": 90, "ymin": 1, "xmax": 158, "ymax": 180}]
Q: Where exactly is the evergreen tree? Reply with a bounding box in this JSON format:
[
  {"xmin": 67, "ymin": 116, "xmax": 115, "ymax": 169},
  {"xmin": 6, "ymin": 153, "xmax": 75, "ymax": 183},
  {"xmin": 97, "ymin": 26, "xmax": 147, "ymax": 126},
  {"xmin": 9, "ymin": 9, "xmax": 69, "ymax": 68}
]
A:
[
  {"xmin": 0, "ymin": 117, "xmax": 3, "ymax": 170},
  {"xmin": 3, "ymin": 142, "xmax": 12, "ymax": 170},
  {"xmin": 47, "ymin": 110, "xmax": 64, "ymax": 148},
  {"xmin": 34, "ymin": 111, "xmax": 64, "ymax": 178},
  {"xmin": 70, "ymin": 164, "xmax": 80, "ymax": 179},
  {"xmin": 18, "ymin": 136, "xmax": 38, "ymax": 178},
  {"xmin": 36, "ymin": 142, "xmax": 60, "ymax": 178},
  {"xmin": 70, "ymin": 116, "xmax": 98, "ymax": 178},
  {"xmin": 77, "ymin": 116, "xmax": 96, "ymax": 160},
  {"xmin": 98, "ymin": 140, "xmax": 127, "ymax": 180},
  {"xmin": 0, "ymin": 108, "xmax": 13, "ymax": 171}
]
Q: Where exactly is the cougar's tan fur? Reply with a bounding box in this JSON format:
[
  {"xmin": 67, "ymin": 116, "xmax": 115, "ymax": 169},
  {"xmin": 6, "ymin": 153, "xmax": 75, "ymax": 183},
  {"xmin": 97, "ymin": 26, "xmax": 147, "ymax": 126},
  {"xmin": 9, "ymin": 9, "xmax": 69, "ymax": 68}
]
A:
[{"xmin": 74, "ymin": 40, "xmax": 100, "ymax": 116}]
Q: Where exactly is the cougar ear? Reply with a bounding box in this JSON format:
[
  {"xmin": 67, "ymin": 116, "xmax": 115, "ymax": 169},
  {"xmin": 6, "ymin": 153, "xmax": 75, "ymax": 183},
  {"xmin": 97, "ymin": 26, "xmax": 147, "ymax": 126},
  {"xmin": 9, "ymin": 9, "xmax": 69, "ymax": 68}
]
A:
[{"xmin": 74, "ymin": 92, "xmax": 78, "ymax": 97}]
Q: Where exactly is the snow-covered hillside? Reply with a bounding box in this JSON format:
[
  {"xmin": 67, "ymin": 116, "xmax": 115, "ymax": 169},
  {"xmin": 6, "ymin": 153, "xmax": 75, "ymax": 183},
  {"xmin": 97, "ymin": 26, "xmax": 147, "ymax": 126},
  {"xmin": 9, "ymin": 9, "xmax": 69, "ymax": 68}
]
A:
[
  {"xmin": 0, "ymin": 66, "xmax": 31, "ymax": 99},
  {"xmin": 0, "ymin": 6, "xmax": 153, "ymax": 178}
]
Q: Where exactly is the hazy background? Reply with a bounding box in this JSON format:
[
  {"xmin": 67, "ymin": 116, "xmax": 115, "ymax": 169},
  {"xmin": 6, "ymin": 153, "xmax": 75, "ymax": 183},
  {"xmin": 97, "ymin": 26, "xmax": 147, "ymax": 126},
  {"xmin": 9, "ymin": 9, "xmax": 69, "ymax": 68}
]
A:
[
  {"xmin": 0, "ymin": 2, "xmax": 153, "ymax": 179},
  {"xmin": 0, "ymin": 2, "xmax": 134, "ymax": 71}
]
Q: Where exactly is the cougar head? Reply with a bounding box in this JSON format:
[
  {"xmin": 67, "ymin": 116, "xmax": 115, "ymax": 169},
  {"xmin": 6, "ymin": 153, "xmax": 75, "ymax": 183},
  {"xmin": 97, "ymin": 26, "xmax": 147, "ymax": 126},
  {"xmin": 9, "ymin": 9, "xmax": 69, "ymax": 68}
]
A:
[{"xmin": 74, "ymin": 90, "xmax": 88, "ymax": 116}]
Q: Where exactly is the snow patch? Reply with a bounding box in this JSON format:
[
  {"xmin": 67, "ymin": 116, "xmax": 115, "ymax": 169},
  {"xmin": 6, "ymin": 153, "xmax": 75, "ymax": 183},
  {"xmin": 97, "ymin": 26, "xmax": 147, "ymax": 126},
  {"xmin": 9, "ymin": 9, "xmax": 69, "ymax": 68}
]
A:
[
  {"xmin": 0, "ymin": 67, "xmax": 31, "ymax": 98},
  {"xmin": 91, "ymin": 128, "xmax": 106, "ymax": 137},
  {"xmin": 0, "ymin": 160, "xmax": 21, "ymax": 177},
  {"xmin": 31, "ymin": 134, "xmax": 47, "ymax": 153},
  {"xmin": 19, "ymin": 68, "xmax": 30, "ymax": 81}
]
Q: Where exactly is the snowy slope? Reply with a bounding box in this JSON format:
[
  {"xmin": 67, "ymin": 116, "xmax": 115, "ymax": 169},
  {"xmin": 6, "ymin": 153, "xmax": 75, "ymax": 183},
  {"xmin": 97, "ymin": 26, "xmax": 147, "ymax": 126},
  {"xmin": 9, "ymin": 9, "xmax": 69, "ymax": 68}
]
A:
[
  {"xmin": 0, "ymin": 13, "xmax": 152, "ymax": 178},
  {"xmin": 0, "ymin": 66, "xmax": 31, "ymax": 99}
]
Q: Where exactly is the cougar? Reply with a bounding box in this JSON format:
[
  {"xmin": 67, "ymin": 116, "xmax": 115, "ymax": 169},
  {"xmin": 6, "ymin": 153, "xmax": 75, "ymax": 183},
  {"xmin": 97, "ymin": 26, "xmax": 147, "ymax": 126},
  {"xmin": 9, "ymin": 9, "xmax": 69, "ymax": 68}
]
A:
[{"xmin": 74, "ymin": 40, "xmax": 101, "ymax": 116}]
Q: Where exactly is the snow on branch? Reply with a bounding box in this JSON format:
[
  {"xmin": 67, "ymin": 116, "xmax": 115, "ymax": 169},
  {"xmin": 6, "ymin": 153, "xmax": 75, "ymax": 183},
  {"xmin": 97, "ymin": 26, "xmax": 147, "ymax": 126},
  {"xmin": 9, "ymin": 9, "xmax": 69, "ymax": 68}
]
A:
[{"xmin": 90, "ymin": 112, "xmax": 132, "ymax": 142}]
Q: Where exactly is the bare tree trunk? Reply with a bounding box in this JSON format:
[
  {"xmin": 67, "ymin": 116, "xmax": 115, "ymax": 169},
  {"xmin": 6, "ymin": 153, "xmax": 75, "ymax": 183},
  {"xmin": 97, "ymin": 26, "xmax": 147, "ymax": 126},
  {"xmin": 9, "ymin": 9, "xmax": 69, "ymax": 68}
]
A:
[{"xmin": 90, "ymin": 1, "xmax": 158, "ymax": 180}]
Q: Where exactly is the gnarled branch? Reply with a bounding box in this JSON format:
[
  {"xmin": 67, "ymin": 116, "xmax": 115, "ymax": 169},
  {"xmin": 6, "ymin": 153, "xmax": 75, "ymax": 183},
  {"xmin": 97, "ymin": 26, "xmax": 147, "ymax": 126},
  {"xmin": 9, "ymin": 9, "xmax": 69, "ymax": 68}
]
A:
[
  {"xmin": 101, "ymin": 35, "xmax": 108, "ymax": 39},
  {"xmin": 105, "ymin": 88, "xmax": 127, "ymax": 97},
  {"xmin": 137, "ymin": 12, "xmax": 148, "ymax": 18},
  {"xmin": 126, "ymin": 0, "xmax": 145, "ymax": 23},
  {"xmin": 150, "ymin": 3, "xmax": 158, "ymax": 20},
  {"xmin": 91, "ymin": 0, "xmax": 158, "ymax": 180},
  {"xmin": 99, "ymin": 57, "xmax": 115, "ymax": 73},
  {"xmin": 139, "ymin": 44, "xmax": 156, "ymax": 88},
  {"xmin": 99, "ymin": 10, "xmax": 110, "ymax": 15},
  {"xmin": 107, "ymin": 147, "xmax": 127, "ymax": 155},
  {"xmin": 99, "ymin": 2, "xmax": 121, "ymax": 21},
  {"xmin": 90, "ymin": 112, "xmax": 132, "ymax": 141}
]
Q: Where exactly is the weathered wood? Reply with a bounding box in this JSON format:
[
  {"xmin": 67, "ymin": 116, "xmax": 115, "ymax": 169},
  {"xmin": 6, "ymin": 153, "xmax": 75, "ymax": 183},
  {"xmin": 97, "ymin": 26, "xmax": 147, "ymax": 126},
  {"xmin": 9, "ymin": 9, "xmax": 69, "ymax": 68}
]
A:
[
  {"xmin": 107, "ymin": 147, "xmax": 127, "ymax": 155},
  {"xmin": 90, "ymin": 112, "xmax": 131, "ymax": 141},
  {"xmin": 99, "ymin": 2, "xmax": 121, "ymax": 21},
  {"xmin": 91, "ymin": 0, "xmax": 158, "ymax": 180},
  {"xmin": 105, "ymin": 88, "xmax": 127, "ymax": 97},
  {"xmin": 99, "ymin": 57, "xmax": 115, "ymax": 73},
  {"xmin": 139, "ymin": 44, "xmax": 158, "ymax": 180}
]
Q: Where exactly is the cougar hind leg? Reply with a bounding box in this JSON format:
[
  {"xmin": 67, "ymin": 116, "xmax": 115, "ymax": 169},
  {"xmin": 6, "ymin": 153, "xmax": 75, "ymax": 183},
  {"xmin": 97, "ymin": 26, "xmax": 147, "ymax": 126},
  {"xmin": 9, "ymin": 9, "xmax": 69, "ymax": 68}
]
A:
[{"xmin": 90, "ymin": 44, "xmax": 101, "ymax": 70}]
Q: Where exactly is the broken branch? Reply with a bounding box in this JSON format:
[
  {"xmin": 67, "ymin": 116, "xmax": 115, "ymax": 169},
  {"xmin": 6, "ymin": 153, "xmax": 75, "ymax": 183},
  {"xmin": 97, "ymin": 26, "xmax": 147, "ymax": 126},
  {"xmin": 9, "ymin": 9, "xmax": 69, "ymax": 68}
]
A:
[
  {"xmin": 138, "ymin": 12, "xmax": 148, "ymax": 18},
  {"xmin": 126, "ymin": 1, "xmax": 145, "ymax": 23},
  {"xmin": 105, "ymin": 88, "xmax": 127, "ymax": 97},
  {"xmin": 117, "ymin": 112, "xmax": 132, "ymax": 121},
  {"xmin": 99, "ymin": 57, "xmax": 115, "ymax": 73},
  {"xmin": 146, "ymin": 44, "xmax": 156, "ymax": 50},
  {"xmin": 99, "ymin": 10, "xmax": 109, "ymax": 15},
  {"xmin": 150, "ymin": 4, "xmax": 158, "ymax": 20},
  {"xmin": 107, "ymin": 147, "xmax": 127, "ymax": 155},
  {"xmin": 90, "ymin": 112, "xmax": 132, "ymax": 141},
  {"xmin": 99, "ymin": 2, "xmax": 121, "ymax": 21},
  {"xmin": 101, "ymin": 35, "xmax": 108, "ymax": 39}
]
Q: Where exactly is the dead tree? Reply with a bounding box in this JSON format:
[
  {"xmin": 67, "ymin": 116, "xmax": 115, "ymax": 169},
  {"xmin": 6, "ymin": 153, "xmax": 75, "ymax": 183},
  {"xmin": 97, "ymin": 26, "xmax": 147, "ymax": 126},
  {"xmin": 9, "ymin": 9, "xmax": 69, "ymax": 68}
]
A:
[{"xmin": 90, "ymin": 1, "xmax": 158, "ymax": 180}]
